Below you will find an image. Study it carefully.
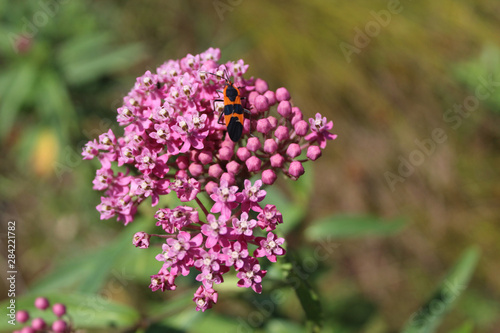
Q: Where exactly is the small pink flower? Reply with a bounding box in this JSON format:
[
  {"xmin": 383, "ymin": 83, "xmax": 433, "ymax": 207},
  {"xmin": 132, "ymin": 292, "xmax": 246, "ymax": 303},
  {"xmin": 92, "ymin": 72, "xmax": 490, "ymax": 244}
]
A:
[
  {"xmin": 133, "ymin": 232, "xmax": 150, "ymax": 248},
  {"xmin": 257, "ymin": 204, "xmax": 283, "ymax": 231},
  {"xmin": 221, "ymin": 241, "xmax": 248, "ymax": 269},
  {"xmin": 237, "ymin": 179, "xmax": 266, "ymax": 212},
  {"xmin": 193, "ymin": 286, "xmax": 218, "ymax": 312},
  {"xmin": 150, "ymin": 270, "xmax": 177, "ymax": 292},
  {"xmin": 254, "ymin": 232, "xmax": 286, "ymax": 262},
  {"xmin": 237, "ymin": 259, "xmax": 267, "ymax": 293},
  {"xmin": 305, "ymin": 113, "xmax": 338, "ymax": 149},
  {"xmin": 210, "ymin": 180, "xmax": 238, "ymax": 218},
  {"xmin": 231, "ymin": 212, "xmax": 257, "ymax": 237},
  {"xmin": 201, "ymin": 214, "xmax": 229, "ymax": 248}
]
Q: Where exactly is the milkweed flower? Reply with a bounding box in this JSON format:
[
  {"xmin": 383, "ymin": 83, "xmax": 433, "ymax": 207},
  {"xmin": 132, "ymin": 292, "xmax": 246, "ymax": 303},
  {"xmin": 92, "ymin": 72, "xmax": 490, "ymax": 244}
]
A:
[{"xmin": 83, "ymin": 48, "xmax": 336, "ymax": 310}]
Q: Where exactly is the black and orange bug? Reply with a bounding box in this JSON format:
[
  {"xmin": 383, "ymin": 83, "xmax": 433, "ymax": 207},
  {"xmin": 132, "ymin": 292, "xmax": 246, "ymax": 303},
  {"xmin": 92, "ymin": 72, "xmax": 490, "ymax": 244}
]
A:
[{"xmin": 201, "ymin": 68, "xmax": 251, "ymax": 142}]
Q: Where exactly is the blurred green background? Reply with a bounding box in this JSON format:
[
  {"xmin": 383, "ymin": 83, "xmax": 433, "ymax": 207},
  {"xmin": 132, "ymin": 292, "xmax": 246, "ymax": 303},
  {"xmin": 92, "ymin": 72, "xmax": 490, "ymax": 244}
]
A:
[{"xmin": 1, "ymin": 0, "xmax": 499, "ymax": 332}]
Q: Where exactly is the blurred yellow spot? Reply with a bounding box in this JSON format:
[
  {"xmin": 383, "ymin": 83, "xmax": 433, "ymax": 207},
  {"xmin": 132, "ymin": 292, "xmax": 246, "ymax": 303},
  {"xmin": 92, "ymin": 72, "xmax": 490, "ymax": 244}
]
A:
[{"xmin": 32, "ymin": 129, "xmax": 59, "ymax": 177}]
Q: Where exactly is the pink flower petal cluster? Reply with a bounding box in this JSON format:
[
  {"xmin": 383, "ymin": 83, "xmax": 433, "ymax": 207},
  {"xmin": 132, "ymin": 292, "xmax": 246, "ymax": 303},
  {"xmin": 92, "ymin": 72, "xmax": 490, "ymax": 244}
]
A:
[{"xmin": 83, "ymin": 48, "xmax": 336, "ymax": 310}]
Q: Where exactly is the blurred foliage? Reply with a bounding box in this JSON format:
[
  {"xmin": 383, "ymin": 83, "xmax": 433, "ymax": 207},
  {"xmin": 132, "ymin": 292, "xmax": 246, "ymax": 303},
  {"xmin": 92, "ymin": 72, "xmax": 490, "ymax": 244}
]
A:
[
  {"xmin": 454, "ymin": 44, "xmax": 500, "ymax": 114},
  {"xmin": 1, "ymin": 0, "xmax": 500, "ymax": 332},
  {"xmin": 0, "ymin": 0, "xmax": 143, "ymax": 176}
]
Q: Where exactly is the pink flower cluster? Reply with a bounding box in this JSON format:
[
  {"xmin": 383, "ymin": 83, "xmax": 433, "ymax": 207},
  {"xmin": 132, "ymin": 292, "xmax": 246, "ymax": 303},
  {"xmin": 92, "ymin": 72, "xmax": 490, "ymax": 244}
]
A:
[
  {"xmin": 83, "ymin": 48, "xmax": 336, "ymax": 311},
  {"xmin": 15, "ymin": 297, "xmax": 70, "ymax": 333}
]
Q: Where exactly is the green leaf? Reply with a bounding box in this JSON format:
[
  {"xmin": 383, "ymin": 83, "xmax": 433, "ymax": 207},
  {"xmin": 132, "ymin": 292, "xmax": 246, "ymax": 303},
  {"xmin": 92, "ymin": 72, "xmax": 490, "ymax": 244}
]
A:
[
  {"xmin": 450, "ymin": 321, "xmax": 474, "ymax": 333},
  {"xmin": 284, "ymin": 252, "xmax": 322, "ymax": 332},
  {"xmin": 305, "ymin": 214, "xmax": 407, "ymax": 240},
  {"xmin": 0, "ymin": 293, "xmax": 140, "ymax": 331},
  {"xmin": 0, "ymin": 62, "xmax": 37, "ymax": 139},
  {"xmin": 60, "ymin": 39, "xmax": 144, "ymax": 85},
  {"xmin": 36, "ymin": 70, "xmax": 77, "ymax": 142},
  {"xmin": 58, "ymin": 33, "xmax": 114, "ymax": 65},
  {"xmin": 401, "ymin": 246, "xmax": 480, "ymax": 333},
  {"xmin": 190, "ymin": 313, "xmax": 243, "ymax": 333},
  {"xmin": 30, "ymin": 218, "xmax": 149, "ymax": 294},
  {"xmin": 266, "ymin": 319, "xmax": 305, "ymax": 333}
]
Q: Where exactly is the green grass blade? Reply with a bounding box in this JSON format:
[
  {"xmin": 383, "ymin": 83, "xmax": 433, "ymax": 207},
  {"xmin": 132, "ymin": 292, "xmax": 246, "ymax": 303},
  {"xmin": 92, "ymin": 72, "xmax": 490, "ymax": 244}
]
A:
[
  {"xmin": 401, "ymin": 246, "xmax": 480, "ymax": 333},
  {"xmin": 283, "ymin": 252, "xmax": 322, "ymax": 332},
  {"xmin": 305, "ymin": 214, "xmax": 407, "ymax": 240},
  {"xmin": 0, "ymin": 62, "xmax": 37, "ymax": 139}
]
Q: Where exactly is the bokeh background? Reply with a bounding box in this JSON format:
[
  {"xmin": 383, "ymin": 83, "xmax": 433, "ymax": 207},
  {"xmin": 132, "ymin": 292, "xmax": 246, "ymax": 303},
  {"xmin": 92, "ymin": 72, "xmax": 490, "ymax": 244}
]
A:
[{"xmin": 1, "ymin": 0, "xmax": 499, "ymax": 332}]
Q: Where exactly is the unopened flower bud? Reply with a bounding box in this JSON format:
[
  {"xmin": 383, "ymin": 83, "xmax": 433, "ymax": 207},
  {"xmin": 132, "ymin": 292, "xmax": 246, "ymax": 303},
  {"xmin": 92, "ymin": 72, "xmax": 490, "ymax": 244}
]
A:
[
  {"xmin": 286, "ymin": 143, "xmax": 301, "ymax": 158},
  {"xmin": 176, "ymin": 155, "xmax": 189, "ymax": 169},
  {"xmin": 263, "ymin": 139, "xmax": 278, "ymax": 154},
  {"xmin": 52, "ymin": 303, "xmax": 67, "ymax": 317},
  {"xmin": 262, "ymin": 169, "xmax": 277, "ymax": 185},
  {"xmin": 198, "ymin": 151, "xmax": 213, "ymax": 164},
  {"xmin": 270, "ymin": 154, "xmax": 285, "ymax": 168},
  {"xmin": 218, "ymin": 146, "xmax": 234, "ymax": 161},
  {"xmin": 220, "ymin": 172, "xmax": 235, "ymax": 185},
  {"xmin": 205, "ymin": 181, "xmax": 218, "ymax": 194},
  {"xmin": 277, "ymin": 101, "xmax": 292, "ymax": 118},
  {"xmin": 307, "ymin": 145, "xmax": 322, "ymax": 161},
  {"xmin": 267, "ymin": 116, "xmax": 278, "ymax": 129},
  {"xmin": 256, "ymin": 118, "xmax": 272, "ymax": 134},
  {"xmin": 35, "ymin": 297, "xmax": 49, "ymax": 310},
  {"xmin": 294, "ymin": 120, "xmax": 309, "ymax": 136},
  {"xmin": 226, "ymin": 161, "xmax": 241, "ymax": 175},
  {"xmin": 208, "ymin": 164, "xmax": 224, "ymax": 178},
  {"xmin": 236, "ymin": 147, "xmax": 251, "ymax": 161},
  {"xmin": 274, "ymin": 126, "xmax": 289, "ymax": 141},
  {"xmin": 31, "ymin": 318, "xmax": 46, "ymax": 330},
  {"xmin": 254, "ymin": 95, "xmax": 269, "ymax": 112},
  {"xmin": 245, "ymin": 156, "xmax": 262, "ymax": 172},
  {"xmin": 276, "ymin": 87, "xmax": 290, "ymax": 101},
  {"xmin": 248, "ymin": 91, "xmax": 259, "ymax": 105},
  {"xmin": 289, "ymin": 161, "xmax": 305, "ymax": 178},
  {"xmin": 189, "ymin": 163, "xmax": 204, "ymax": 177},
  {"xmin": 52, "ymin": 319, "xmax": 67, "ymax": 333},
  {"xmin": 263, "ymin": 90, "xmax": 276, "ymax": 106},
  {"xmin": 255, "ymin": 78, "xmax": 268, "ymax": 94},
  {"xmin": 246, "ymin": 137, "xmax": 261, "ymax": 152}
]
